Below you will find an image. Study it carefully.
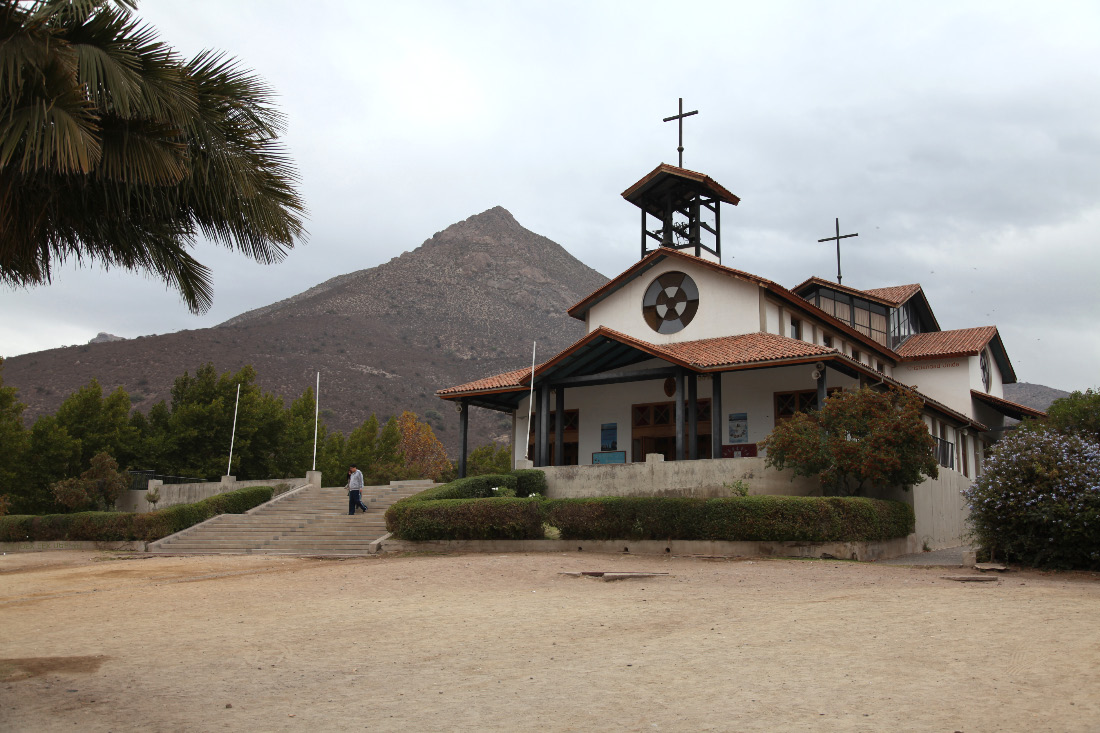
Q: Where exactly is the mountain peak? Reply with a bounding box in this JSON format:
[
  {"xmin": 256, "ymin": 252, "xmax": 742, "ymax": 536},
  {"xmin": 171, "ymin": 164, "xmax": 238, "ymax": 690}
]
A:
[{"xmin": 430, "ymin": 206, "xmax": 525, "ymax": 246}]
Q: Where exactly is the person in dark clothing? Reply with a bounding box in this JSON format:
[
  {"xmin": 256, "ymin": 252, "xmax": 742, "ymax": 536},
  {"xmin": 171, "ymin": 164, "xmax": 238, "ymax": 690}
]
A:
[{"xmin": 346, "ymin": 464, "xmax": 368, "ymax": 514}]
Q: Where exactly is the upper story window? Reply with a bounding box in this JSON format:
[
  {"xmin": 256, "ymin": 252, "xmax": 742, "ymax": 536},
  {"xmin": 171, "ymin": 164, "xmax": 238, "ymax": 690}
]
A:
[
  {"xmin": 851, "ymin": 349, "xmax": 861, "ymax": 364},
  {"xmin": 811, "ymin": 287, "xmax": 887, "ymax": 346},
  {"xmin": 980, "ymin": 350, "xmax": 991, "ymax": 392},
  {"xmin": 822, "ymin": 334, "xmax": 833, "ymax": 348},
  {"xmin": 790, "ymin": 317, "xmax": 802, "ymax": 341}
]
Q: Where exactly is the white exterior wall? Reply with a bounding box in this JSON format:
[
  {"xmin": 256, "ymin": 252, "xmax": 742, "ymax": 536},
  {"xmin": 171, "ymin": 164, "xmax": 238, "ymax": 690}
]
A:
[
  {"xmin": 586, "ymin": 259, "xmax": 762, "ymax": 342},
  {"xmin": 967, "ymin": 350, "xmax": 1005, "ymax": 399},
  {"xmin": 893, "ymin": 358, "xmax": 972, "ymax": 417},
  {"xmin": 718, "ymin": 365, "xmax": 860, "ymax": 448}
]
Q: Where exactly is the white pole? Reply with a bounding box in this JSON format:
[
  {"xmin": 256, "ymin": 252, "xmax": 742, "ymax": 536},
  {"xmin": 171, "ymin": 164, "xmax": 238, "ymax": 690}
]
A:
[
  {"xmin": 227, "ymin": 383, "xmax": 241, "ymax": 477},
  {"xmin": 524, "ymin": 341, "xmax": 536, "ymax": 460},
  {"xmin": 312, "ymin": 371, "xmax": 320, "ymax": 471}
]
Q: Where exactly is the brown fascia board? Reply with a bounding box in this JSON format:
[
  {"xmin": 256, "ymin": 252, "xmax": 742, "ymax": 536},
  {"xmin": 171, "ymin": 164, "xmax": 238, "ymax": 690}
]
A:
[
  {"xmin": 621, "ymin": 163, "xmax": 741, "ymax": 207},
  {"xmin": 989, "ymin": 332, "xmax": 1017, "ymax": 385}
]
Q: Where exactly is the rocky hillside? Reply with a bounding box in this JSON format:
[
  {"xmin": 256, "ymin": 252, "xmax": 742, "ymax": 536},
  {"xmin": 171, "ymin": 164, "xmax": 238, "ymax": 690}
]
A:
[
  {"xmin": 2, "ymin": 207, "xmax": 608, "ymax": 454},
  {"xmin": 1002, "ymin": 382, "xmax": 1070, "ymax": 412}
]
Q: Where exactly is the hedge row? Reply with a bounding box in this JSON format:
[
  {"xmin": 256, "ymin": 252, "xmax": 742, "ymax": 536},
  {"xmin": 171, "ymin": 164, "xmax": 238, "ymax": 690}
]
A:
[
  {"xmin": 384, "ymin": 494, "xmax": 914, "ymax": 543},
  {"xmin": 385, "ymin": 497, "xmax": 543, "ymax": 541},
  {"xmin": 0, "ymin": 486, "xmax": 274, "ymax": 543},
  {"xmin": 399, "ymin": 470, "xmax": 548, "ymax": 503},
  {"xmin": 543, "ymin": 496, "xmax": 913, "ymax": 542}
]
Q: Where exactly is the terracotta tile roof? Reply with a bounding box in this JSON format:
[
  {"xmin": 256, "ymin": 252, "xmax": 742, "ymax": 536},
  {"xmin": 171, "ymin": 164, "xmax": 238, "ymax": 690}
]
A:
[
  {"xmin": 436, "ymin": 326, "xmax": 986, "ymax": 431},
  {"xmin": 790, "ymin": 276, "xmax": 923, "ymax": 308},
  {"xmin": 896, "ymin": 326, "xmax": 998, "ymax": 361},
  {"xmin": 971, "ymin": 390, "xmax": 1047, "ymax": 420},
  {"xmin": 651, "ymin": 332, "xmax": 833, "ymax": 368},
  {"xmin": 861, "ymin": 283, "xmax": 923, "ymax": 306},
  {"xmin": 437, "ymin": 365, "xmax": 533, "ymax": 395}
]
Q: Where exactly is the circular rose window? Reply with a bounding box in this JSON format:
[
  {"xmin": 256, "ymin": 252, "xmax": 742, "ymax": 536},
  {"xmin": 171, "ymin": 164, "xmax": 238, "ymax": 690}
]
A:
[{"xmin": 642, "ymin": 271, "xmax": 699, "ymax": 334}]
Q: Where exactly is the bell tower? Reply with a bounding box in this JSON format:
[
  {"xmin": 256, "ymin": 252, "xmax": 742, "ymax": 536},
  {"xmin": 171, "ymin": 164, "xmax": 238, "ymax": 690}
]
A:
[{"xmin": 622, "ymin": 164, "xmax": 740, "ymax": 262}]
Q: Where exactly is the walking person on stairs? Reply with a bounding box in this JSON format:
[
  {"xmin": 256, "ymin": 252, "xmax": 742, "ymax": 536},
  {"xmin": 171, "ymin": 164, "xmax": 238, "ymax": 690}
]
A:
[{"xmin": 346, "ymin": 464, "xmax": 369, "ymax": 514}]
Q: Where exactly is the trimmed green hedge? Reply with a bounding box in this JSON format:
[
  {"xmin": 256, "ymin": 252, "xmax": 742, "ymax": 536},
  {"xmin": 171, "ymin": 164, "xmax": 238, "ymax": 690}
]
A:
[
  {"xmin": 543, "ymin": 496, "xmax": 913, "ymax": 542},
  {"xmin": 513, "ymin": 469, "xmax": 547, "ymax": 498},
  {"xmin": 385, "ymin": 497, "xmax": 543, "ymax": 541},
  {"xmin": 385, "ymin": 494, "xmax": 914, "ymax": 543},
  {"xmin": 0, "ymin": 486, "xmax": 274, "ymax": 543}
]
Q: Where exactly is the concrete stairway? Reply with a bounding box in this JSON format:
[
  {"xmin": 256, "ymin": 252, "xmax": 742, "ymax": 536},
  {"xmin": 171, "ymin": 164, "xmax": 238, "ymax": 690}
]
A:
[{"xmin": 149, "ymin": 481, "xmax": 434, "ymax": 556}]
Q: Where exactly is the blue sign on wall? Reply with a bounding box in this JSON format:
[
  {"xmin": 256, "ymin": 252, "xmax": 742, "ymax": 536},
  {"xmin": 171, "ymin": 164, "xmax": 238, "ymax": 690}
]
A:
[{"xmin": 593, "ymin": 451, "xmax": 627, "ymax": 465}]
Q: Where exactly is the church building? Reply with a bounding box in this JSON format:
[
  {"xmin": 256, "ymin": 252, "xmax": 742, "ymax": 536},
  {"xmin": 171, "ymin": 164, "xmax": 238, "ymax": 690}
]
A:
[{"xmin": 437, "ymin": 161, "xmax": 1044, "ymax": 509}]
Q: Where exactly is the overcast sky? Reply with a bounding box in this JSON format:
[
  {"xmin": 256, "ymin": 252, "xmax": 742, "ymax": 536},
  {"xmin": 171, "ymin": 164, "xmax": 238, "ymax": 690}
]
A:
[{"xmin": 2, "ymin": 0, "xmax": 1098, "ymax": 392}]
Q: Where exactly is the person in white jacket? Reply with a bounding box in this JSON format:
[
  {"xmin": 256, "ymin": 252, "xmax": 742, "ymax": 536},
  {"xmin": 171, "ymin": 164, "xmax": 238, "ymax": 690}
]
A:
[{"xmin": 346, "ymin": 464, "xmax": 369, "ymax": 515}]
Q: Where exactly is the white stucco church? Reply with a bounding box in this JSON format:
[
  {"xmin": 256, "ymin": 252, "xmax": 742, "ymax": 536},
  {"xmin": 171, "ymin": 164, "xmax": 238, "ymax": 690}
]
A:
[{"xmin": 437, "ymin": 163, "xmax": 1044, "ymax": 521}]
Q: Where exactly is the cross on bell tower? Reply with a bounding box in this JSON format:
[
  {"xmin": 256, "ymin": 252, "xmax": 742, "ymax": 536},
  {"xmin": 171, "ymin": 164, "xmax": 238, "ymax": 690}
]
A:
[{"xmin": 663, "ymin": 97, "xmax": 698, "ymax": 168}]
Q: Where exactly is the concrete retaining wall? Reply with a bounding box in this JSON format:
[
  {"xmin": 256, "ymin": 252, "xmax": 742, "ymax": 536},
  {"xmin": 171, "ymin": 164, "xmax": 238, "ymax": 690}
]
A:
[
  {"xmin": 540, "ymin": 457, "xmax": 820, "ymax": 499},
  {"xmin": 378, "ymin": 535, "xmax": 920, "ymax": 561},
  {"xmin": 540, "ymin": 457, "xmax": 971, "ymax": 550},
  {"xmin": 116, "ymin": 471, "xmax": 320, "ymax": 513},
  {"xmin": 0, "ymin": 541, "xmax": 147, "ymax": 552}
]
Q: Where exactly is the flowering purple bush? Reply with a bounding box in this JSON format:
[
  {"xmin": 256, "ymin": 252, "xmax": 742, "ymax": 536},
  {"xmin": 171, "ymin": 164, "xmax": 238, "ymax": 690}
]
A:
[{"xmin": 964, "ymin": 430, "xmax": 1100, "ymax": 569}]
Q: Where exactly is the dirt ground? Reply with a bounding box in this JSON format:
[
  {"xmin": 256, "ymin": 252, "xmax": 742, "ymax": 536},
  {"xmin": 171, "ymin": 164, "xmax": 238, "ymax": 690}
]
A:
[{"xmin": 1, "ymin": 550, "xmax": 1098, "ymax": 733}]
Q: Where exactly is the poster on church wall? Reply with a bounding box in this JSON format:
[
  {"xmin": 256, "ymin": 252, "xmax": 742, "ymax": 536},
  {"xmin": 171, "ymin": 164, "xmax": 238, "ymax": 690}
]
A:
[
  {"xmin": 600, "ymin": 423, "xmax": 618, "ymax": 451},
  {"xmin": 728, "ymin": 413, "xmax": 748, "ymax": 444}
]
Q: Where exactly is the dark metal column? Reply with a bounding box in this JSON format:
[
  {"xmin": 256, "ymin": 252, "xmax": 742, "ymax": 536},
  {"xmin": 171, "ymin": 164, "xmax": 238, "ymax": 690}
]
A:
[
  {"xmin": 711, "ymin": 374, "xmax": 723, "ymax": 459},
  {"xmin": 554, "ymin": 388, "xmax": 565, "ymax": 466},
  {"xmin": 538, "ymin": 383, "xmax": 551, "ymax": 467},
  {"xmin": 687, "ymin": 373, "xmax": 698, "ymax": 460},
  {"xmin": 675, "ymin": 369, "xmax": 685, "ymax": 461},
  {"xmin": 458, "ymin": 400, "xmax": 469, "ymax": 478},
  {"xmin": 816, "ymin": 366, "xmax": 827, "ymax": 411}
]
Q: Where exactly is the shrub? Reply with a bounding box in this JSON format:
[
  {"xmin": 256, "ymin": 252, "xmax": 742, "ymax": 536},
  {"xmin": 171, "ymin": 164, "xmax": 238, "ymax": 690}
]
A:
[
  {"xmin": 402, "ymin": 474, "xmax": 519, "ymax": 503},
  {"xmin": 964, "ymin": 429, "xmax": 1100, "ymax": 569},
  {"xmin": 513, "ymin": 469, "xmax": 547, "ymax": 498},
  {"xmin": 763, "ymin": 386, "xmax": 938, "ymax": 496},
  {"xmin": 542, "ymin": 496, "xmax": 913, "ymax": 542},
  {"xmin": 0, "ymin": 486, "xmax": 273, "ymax": 543},
  {"xmin": 386, "ymin": 498, "xmax": 544, "ymax": 541}
]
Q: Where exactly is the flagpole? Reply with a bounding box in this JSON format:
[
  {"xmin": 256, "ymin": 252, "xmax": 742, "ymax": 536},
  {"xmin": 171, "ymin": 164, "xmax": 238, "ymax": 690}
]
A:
[
  {"xmin": 227, "ymin": 384, "xmax": 241, "ymax": 477},
  {"xmin": 312, "ymin": 371, "xmax": 320, "ymax": 471},
  {"xmin": 524, "ymin": 341, "xmax": 536, "ymax": 460}
]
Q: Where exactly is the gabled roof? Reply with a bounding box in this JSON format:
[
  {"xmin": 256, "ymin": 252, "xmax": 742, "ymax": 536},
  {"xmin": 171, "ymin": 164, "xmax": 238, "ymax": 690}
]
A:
[
  {"xmin": 567, "ymin": 248, "xmax": 897, "ymax": 361},
  {"xmin": 791, "ymin": 276, "xmax": 941, "ymax": 331},
  {"xmin": 862, "ymin": 283, "xmax": 924, "ymax": 305},
  {"xmin": 896, "ymin": 327, "xmax": 998, "ymax": 360},
  {"xmin": 621, "ymin": 163, "xmax": 741, "ymax": 218},
  {"xmin": 897, "ymin": 326, "xmax": 1017, "ymax": 384},
  {"xmin": 971, "ymin": 390, "xmax": 1047, "ymax": 421},
  {"xmin": 436, "ymin": 326, "xmax": 986, "ymax": 431}
]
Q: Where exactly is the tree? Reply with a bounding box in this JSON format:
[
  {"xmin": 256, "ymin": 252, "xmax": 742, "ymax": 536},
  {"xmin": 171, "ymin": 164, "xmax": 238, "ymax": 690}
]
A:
[
  {"xmin": 396, "ymin": 411, "xmax": 450, "ymax": 481},
  {"xmin": 0, "ymin": 0, "xmax": 306, "ymax": 313},
  {"xmin": 762, "ymin": 386, "xmax": 939, "ymax": 496},
  {"xmin": 466, "ymin": 442, "xmax": 512, "ymax": 476},
  {"xmin": 11, "ymin": 414, "xmax": 81, "ymax": 513},
  {"xmin": 0, "ymin": 358, "xmax": 28, "ymax": 497},
  {"xmin": 50, "ymin": 450, "xmax": 129, "ymax": 511},
  {"xmin": 1045, "ymin": 388, "xmax": 1100, "ymax": 443},
  {"xmin": 54, "ymin": 379, "xmax": 138, "ymax": 468},
  {"xmin": 963, "ymin": 428, "xmax": 1100, "ymax": 569}
]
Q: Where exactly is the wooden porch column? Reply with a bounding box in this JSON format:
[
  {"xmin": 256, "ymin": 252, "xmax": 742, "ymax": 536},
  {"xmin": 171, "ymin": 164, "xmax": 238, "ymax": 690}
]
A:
[
  {"xmin": 554, "ymin": 387, "xmax": 565, "ymax": 466},
  {"xmin": 538, "ymin": 383, "xmax": 551, "ymax": 467},
  {"xmin": 687, "ymin": 372, "xmax": 698, "ymax": 460},
  {"xmin": 711, "ymin": 373, "xmax": 723, "ymax": 459},
  {"xmin": 458, "ymin": 400, "xmax": 469, "ymax": 478},
  {"xmin": 675, "ymin": 369, "xmax": 685, "ymax": 461}
]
